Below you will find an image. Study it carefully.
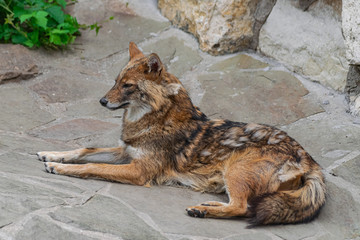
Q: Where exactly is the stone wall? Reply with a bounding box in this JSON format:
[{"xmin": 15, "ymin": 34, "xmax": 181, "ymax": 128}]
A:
[
  {"xmin": 158, "ymin": 0, "xmax": 360, "ymax": 116},
  {"xmin": 342, "ymin": 0, "xmax": 360, "ymax": 116}
]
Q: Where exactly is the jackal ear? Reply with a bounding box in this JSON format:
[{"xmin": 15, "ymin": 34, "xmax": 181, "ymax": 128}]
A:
[
  {"xmin": 129, "ymin": 42, "xmax": 144, "ymax": 60},
  {"xmin": 166, "ymin": 83, "xmax": 182, "ymax": 96},
  {"xmin": 148, "ymin": 54, "xmax": 163, "ymax": 73}
]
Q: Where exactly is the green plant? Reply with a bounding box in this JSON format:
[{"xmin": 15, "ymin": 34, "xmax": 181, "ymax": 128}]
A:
[{"xmin": 0, "ymin": 0, "xmax": 106, "ymax": 48}]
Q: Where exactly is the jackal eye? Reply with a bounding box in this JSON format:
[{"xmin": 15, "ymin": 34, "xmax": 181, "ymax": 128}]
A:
[{"xmin": 122, "ymin": 83, "xmax": 133, "ymax": 88}]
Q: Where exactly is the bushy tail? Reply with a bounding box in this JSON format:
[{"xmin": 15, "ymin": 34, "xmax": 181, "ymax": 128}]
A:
[{"xmin": 248, "ymin": 167, "xmax": 326, "ymax": 228}]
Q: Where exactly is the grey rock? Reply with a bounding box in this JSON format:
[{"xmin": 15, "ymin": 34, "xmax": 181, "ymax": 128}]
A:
[
  {"xmin": 198, "ymin": 70, "xmax": 323, "ymax": 126},
  {"xmin": 142, "ymin": 37, "xmax": 203, "ymax": 78},
  {"xmin": 345, "ymin": 65, "xmax": 360, "ymax": 98},
  {"xmin": 28, "ymin": 119, "xmax": 119, "ymax": 141},
  {"xmin": 223, "ymin": 233, "xmax": 272, "ymax": 240},
  {"xmin": 50, "ymin": 194, "xmax": 166, "ymax": 240},
  {"xmin": 29, "ymin": 72, "xmax": 111, "ymax": 104},
  {"xmin": 0, "ymin": 176, "xmax": 66, "ymax": 227},
  {"xmin": 208, "ymin": 54, "xmax": 268, "ymax": 72},
  {"xmin": 296, "ymin": 0, "xmax": 317, "ymax": 10},
  {"xmin": 0, "ymin": 86, "xmax": 55, "ymax": 132},
  {"xmin": 14, "ymin": 216, "xmax": 96, "ymax": 240},
  {"xmin": 332, "ymin": 155, "xmax": 360, "ymax": 187},
  {"xmin": 283, "ymin": 117, "xmax": 360, "ymax": 168},
  {"xmin": 0, "ymin": 132, "xmax": 73, "ymax": 155},
  {"xmin": 70, "ymin": 0, "xmax": 169, "ymax": 60},
  {"xmin": 107, "ymin": 184, "xmax": 249, "ymax": 238},
  {"xmin": 317, "ymin": 181, "xmax": 360, "ymax": 239},
  {"xmin": 259, "ymin": 0, "xmax": 348, "ymax": 91},
  {"xmin": 342, "ymin": 0, "xmax": 360, "ymax": 64},
  {"xmin": 0, "ymin": 45, "xmax": 39, "ymax": 84}
]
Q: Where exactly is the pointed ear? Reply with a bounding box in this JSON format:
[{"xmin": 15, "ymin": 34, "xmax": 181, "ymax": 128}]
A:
[
  {"xmin": 148, "ymin": 53, "xmax": 163, "ymax": 73},
  {"xmin": 129, "ymin": 42, "xmax": 144, "ymax": 60},
  {"xmin": 166, "ymin": 83, "xmax": 182, "ymax": 96}
]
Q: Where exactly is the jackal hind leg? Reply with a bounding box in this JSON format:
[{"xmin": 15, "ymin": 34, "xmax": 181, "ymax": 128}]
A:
[
  {"xmin": 37, "ymin": 147, "xmax": 126, "ymax": 164},
  {"xmin": 186, "ymin": 165, "xmax": 251, "ymax": 218}
]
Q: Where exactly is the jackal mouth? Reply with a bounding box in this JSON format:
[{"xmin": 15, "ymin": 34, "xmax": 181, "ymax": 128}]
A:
[
  {"xmin": 119, "ymin": 102, "xmax": 130, "ymax": 108},
  {"xmin": 106, "ymin": 102, "xmax": 130, "ymax": 110}
]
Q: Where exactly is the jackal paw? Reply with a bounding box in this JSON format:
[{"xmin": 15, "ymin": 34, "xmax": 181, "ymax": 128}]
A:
[
  {"xmin": 186, "ymin": 207, "xmax": 207, "ymax": 218},
  {"xmin": 37, "ymin": 151, "xmax": 65, "ymax": 162},
  {"xmin": 44, "ymin": 162, "xmax": 60, "ymax": 174}
]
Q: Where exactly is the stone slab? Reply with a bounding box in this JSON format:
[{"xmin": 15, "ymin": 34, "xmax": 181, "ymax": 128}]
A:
[
  {"xmin": 0, "ymin": 45, "xmax": 39, "ymax": 84},
  {"xmin": 0, "ymin": 176, "xmax": 66, "ymax": 228},
  {"xmin": 0, "ymin": 87, "xmax": 55, "ymax": 132},
  {"xmin": 332, "ymin": 155, "xmax": 360, "ymax": 187},
  {"xmin": 12, "ymin": 216, "xmax": 96, "ymax": 240},
  {"xmin": 282, "ymin": 116, "xmax": 360, "ymax": 168},
  {"xmin": 142, "ymin": 37, "xmax": 203, "ymax": 78},
  {"xmin": 208, "ymin": 54, "xmax": 269, "ymax": 72},
  {"xmin": 316, "ymin": 181, "xmax": 360, "ymax": 239},
  {"xmin": 0, "ymin": 133, "xmax": 72, "ymax": 155},
  {"xmin": 71, "ymin": 0, "xmax": 169, "ymax": 60},
  {"xmin": 107, "ymin": 184, "xmax": 249, "ymax": 238},
  {"xmin": 29, "ymin": 72, "xmax": 111, "ymax": 104},
  {"xmin": 64, "ymin": 99, "xmax": 117, "ymax": 119},
  {"xmin": 28, "ymin": 119, "xmax": 119, "ymax": 141},
  {"xmin": 50, "ymin": 194, "xmax": 166, "ymax": 239},
  {"xmin": 198, "ymin": 70, "xmax": 324, "ymax": 126}
]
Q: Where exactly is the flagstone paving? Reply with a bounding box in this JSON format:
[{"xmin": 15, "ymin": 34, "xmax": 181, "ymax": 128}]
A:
[{"xmin": 1, "ymin": 1, "xmax": 360, "ymax": 239}]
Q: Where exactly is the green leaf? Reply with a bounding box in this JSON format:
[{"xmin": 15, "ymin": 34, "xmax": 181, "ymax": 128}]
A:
[
  {"xmin": 34, "ymin": 10, "xmax": 48, "ymax": 29},
  {"xmin": 49, "ymin": 33, "xmax": 62, "ymax": 45},
  {"xmin": 51, "ymin": 29, "xmax": 69, "ymax": 34},
  {"xmin": 46, "ymin": 5, "xmax": 64, "ymax": 24},
  {"xmin": 28, "ymin": 30, "xmax": 39, "ymax": 44},
  {"xmin": 55, "ymin": 0, "xmax": 67, "ymax": 8},
  {"xmin": 13, "ymin": 6, "xmax": 29, "ymax": 19},
  {"xmin": 19, "ymin": 13, "xmax": 34, "ymax": 23},
  {"xmin": 23, "ymin": 39, "xmax": 35, "ymax": 48},
  {"xmin": 11, "ymin": 34, "xmax": 27, "ymax": 44}
]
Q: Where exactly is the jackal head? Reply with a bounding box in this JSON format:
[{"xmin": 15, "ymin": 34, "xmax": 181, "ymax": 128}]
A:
[{"xmin": 100, "ymin": 42, "xmax": 183, "ymax": 121}]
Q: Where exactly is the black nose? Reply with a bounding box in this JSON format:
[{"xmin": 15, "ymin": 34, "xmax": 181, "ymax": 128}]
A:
[{"xmin": 99, "ymin": 97, "xmax": 108, "ymax": 106}]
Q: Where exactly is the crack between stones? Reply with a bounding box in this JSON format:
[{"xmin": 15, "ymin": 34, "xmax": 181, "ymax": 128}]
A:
[
  {"xmin": 325, "ymin": 150, "xmax": 360, "ymax": 173},
  {"xmin": 96, "ymin": 25, "xmax": 172, "ymax": 62},
  {"xmin": 165, "ymin": 232, "xmax": 218, "ymax": 240},
  {"xmin": 97, "ymin": 183, "xmax": 166, "ymax": 237},
  {"xmin": 325, "ymin": 172, "xmax": 360, "ymax": 204}
]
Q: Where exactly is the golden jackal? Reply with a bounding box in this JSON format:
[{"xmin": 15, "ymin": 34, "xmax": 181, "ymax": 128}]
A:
[{"xmin": 37, "ymin": 42, "xmax": 326, "ymax": 227}]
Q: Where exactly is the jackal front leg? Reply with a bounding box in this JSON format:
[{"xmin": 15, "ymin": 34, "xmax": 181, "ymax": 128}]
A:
[
  {"xmin": 37, "ymin": 147, "xmax": 127, "ymax": 164},
  {"xmin": 44, "ymin": 161, "xmax": 148, "ymax": 186}
]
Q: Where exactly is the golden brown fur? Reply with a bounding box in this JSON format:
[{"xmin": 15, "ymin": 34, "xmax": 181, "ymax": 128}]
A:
[{"xmin": 37, "ymin": 42, "xmax": 326, "ymax": 227}]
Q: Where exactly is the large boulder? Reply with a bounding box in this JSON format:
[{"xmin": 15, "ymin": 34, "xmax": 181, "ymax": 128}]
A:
[
  {"xmin": 342, "ymin": 0, "xmax": 360, "ymax": 65},
  {"xmin": 158, "ymin": 0, "xmax": 276, "ymax": 55},
  {"xmin": 258, "ymin": 0, "xmax": 348, "ymax": 91}
]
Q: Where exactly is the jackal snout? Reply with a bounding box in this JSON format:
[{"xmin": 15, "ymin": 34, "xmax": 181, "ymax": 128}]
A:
[{"xmin": 99, "ymin": 97, "xmax": 108, "ymax": 107}]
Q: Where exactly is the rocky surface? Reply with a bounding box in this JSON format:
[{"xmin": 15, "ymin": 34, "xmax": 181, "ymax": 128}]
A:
[
  {"xmin": 342, "ymin": 0, "xmax": 360, "ymax": 65},
  {"xmin": 0, "ymin": 45, "xmax": 39, "ymax": 84},
  {"xmin": 1, "ymin": 1, "xmax": 360, "ymax": 239},
  {"xmin": 158, "ymin": 0, "xmax": 276, "ymax": 55},
  {"xmin": 259, "ymin": 0, "xmax": 348, "ymax": 92}
]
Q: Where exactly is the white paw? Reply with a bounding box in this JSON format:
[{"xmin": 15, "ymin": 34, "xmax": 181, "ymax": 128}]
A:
[
  {"xmin": 44, "ymin": 162, "xmax": 59, "ymax": 174},
  {"xmin": 37, "ymin": 151, "xmax": 64, "ymax": 162}
]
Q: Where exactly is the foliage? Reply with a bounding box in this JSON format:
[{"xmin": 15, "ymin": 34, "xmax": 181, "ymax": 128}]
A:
[{"xmin": 0, "ymin": 0, "xmax": 110, "ymax": 48}]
